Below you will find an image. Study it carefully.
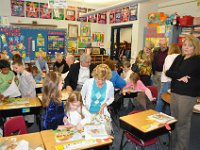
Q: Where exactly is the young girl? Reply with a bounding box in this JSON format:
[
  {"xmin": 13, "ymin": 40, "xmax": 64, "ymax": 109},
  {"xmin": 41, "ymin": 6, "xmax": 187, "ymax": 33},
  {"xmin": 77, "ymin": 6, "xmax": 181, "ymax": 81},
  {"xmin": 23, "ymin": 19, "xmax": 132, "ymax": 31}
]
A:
[
  {"xmin": 62, "ymin": 91, "xmax": 91, "ymax": 130},
  {"xmin": 32, "ymin": 66, "xmax": 42, "ymax": 83},
  {"xmin": 123, "ymin": 72, "xmax": 156, "ymax": 101},
  {"xmin": 42, "ymin": 71, "xmax": 65, "ymax": 130},
  {"xmin": 121, "ymin": 60, "xmax": 133, "ymax": 83},
  {"xmin": 12, "ymin": 59, "xmax": 36, "ymax": 98}
]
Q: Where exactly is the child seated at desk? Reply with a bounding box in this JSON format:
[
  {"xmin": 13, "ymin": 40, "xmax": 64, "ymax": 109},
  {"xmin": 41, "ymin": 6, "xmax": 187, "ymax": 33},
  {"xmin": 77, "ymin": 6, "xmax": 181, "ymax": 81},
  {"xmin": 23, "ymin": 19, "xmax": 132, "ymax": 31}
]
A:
[
  {"xmin": 32, "ymin": 66, "xmax": 42, "ymax": 83},
  {"xmin": 42, "ymin": 71, "xmax": 65, "ymax": 130},
  {"xmin": 60, "ymin": 91, "xmax": 92, "ymax": 131},
  {"xmin": 122, "ymin": 72, "xmax": 156, "ymax": 101}
]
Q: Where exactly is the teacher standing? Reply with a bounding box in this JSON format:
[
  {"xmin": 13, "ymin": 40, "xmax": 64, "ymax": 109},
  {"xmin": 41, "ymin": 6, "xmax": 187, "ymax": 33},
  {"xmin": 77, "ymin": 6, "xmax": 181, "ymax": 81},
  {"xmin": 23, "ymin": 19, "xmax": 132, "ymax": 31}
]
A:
[{"xmin": 166, "ymin": 35, "xmax": 200, "ymax": 150}]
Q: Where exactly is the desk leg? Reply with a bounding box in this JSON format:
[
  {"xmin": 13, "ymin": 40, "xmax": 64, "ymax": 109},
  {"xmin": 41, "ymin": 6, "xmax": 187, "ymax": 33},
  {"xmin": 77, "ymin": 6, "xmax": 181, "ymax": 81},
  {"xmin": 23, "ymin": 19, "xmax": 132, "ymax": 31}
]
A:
[
  {"xmin": 168, "ymin": 131, "xmax": 172, "ymax": 150},
  {"xmin": 36, "ymin": 113, "xmax": 41, "ymax": 131}
]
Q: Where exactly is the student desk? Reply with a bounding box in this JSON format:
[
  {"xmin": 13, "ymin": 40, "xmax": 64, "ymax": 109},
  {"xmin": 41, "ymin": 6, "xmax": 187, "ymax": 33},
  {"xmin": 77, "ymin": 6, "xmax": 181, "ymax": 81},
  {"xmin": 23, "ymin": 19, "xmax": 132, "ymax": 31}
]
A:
[
  {"xmin": 0, "ymin": 98, "xmax": 42, "ymax": 130},
  {"xmin": 0, "ymin": 132, "xmax": 44, "ymax": 149},
  {"xmin": 40, "ymin": 130, "xmax": 113, "ymax": 150},
  {"xmin": 120, "ymin": 109, "xmax": 177, "ymax": 149}
]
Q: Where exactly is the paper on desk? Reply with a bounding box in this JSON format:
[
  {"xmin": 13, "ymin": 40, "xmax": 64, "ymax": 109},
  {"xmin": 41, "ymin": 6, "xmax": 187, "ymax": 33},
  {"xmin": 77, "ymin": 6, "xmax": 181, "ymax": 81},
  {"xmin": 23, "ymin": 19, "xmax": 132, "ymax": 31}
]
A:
[
  {"xmin": 2, "ymin": 78, "xmax": 21, "ymax": 98},
  {"xmin": 15, "ymin": 140, "xmax": 29, "ymax": 150}
]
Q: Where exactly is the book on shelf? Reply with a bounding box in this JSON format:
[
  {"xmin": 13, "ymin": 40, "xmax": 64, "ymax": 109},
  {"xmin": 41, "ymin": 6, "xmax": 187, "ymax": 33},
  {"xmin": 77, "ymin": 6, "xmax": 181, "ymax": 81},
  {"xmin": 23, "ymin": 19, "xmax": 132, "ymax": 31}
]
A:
[
  {"xmin": 84, "ymin": 124, "xmax": 109, "ymax": 139},
  {"xmin": 148, "ymin": 112, "xmax": 176, "ymax": 124}
]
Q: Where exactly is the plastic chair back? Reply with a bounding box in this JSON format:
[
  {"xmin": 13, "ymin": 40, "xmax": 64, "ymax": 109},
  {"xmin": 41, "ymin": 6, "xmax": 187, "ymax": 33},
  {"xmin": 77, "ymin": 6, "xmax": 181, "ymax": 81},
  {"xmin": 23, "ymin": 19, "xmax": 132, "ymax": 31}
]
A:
[{"xmin": 4, "ymin": 116, "xmax": 28, "ymax": 137}]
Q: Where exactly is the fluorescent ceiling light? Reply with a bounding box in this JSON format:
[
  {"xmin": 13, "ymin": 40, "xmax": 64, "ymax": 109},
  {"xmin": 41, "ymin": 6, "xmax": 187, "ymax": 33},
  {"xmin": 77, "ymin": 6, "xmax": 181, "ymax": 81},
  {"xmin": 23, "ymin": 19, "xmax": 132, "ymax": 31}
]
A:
[{"xmin": 80, "ymin": 0, "xmax": 148, "ymax": 17}]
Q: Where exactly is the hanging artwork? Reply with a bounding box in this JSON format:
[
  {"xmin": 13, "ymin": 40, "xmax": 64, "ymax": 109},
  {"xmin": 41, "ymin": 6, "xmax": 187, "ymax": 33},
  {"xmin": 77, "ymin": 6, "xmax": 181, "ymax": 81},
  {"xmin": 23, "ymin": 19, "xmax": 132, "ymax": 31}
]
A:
[
  {"xmin": 11, "ymin": 0, "xmax": 25, "ymax": 17},
  {"xmin": 26, "ymin": 2, "xmax": 39, "ymax": 18},
  {"xmin": 115, "ymin": 9, "xmax": 121, "ymax": 23},
  {"xmin": 129, "ymin": 4, "xmax": 138, "ymax": 21},
  {"xmin": 88, "ymin": 9, "xmax": 97, "ymax": 23},
  {"xmin": 121, "ymin": 7, "xmax": 129, "ymax": 22},
  {"xmin": 37, "ymin": 33, "xmax": 45, "ymax": 46},
  {"xmin": 48, "ymin": 0, "xmax": 68, "ymax": 9},
  {"xmin": 92, "ymin": 32, "xmax": 104, "ymax": 46},
  {"xmin": 77, "ymin": 7, "xmax": 87, "ymax": 22},
  {"xmin": 40, "ymin": 3, "xmax": 52, "ymax": 19},
  {"xmin": 109, "ymin": 10, "xmax": 116, "ymax": 24},
  {"xmin": 78, "ymin": 37, "xmax": 91, "ymax": 48},
  {"xmin": 53, "ymin": 8, "xmax": 64, "ymax": 20},
  {"xmin": 98, "ymin": 12, "xmax": 107, "ymax": 24},
  {"xmin": 80, "ymin": 23, "xmax": 91, "ymax": 37},
  {"xmin": 68, "ymin": 38, "xmax": 78, "ymax": 54},
  {"xmin": 68, "ymin": 24, "xmax": 78, "ymax": 38},
  {"xmin": 65, "ymin": 6, "xmax": 76, "ymax": 21}
]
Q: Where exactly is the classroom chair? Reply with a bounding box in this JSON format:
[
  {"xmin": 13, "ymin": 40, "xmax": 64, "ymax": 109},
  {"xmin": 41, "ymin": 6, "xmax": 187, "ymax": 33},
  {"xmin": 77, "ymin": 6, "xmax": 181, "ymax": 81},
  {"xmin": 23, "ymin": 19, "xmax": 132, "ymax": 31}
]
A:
[
  {"xmin": 147, "ymin": 86, "xmax": 158, "ymax": 105},
  {"xmin": 124, "ymin": 110, "xmax": 159, "ymax": 150},
  {"xmin": 3, "ymin": 116, "xmax": 28, "ymax": 137}
]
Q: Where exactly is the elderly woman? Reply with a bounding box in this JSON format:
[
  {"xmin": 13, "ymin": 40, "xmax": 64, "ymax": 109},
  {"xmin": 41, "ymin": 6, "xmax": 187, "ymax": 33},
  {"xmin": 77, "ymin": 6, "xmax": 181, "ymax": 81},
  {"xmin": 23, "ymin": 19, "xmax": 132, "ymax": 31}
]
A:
[
  {"xmin": 135, "ymin": 41, "xmax": 154, "ymax": 86},
  {"xmin": 35, "ymin": 51, "xmax": 49, "ymax": 74},
  {"xmin": 166, "ymin": 35, "xmax": 200, "ymax": 150},
  {"xmin": 81, "ymin": 64, "xmax": 114, "ymax": 116}
]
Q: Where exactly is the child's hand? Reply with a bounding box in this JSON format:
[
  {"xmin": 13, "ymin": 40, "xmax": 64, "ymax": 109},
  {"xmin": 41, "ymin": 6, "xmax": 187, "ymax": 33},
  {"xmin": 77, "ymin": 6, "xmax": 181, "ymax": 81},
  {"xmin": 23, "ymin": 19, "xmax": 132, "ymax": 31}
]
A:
[
  {"xmin": 122, "ymin": 91, "xmax": 126, "ymax": 96},
  {"xmin": 63, "ymin": 116, "xmax": 73, "ymax": 127},
  {"xmin": 8, "ymin": 80, "xmax": 12, "ymax": 84},
  {"xmin": 76, "ymin": 122, "xmax": 83, "ymax": 131},
  {"xmin": 150, "ymin": 97, "xmax": 156, "ymax": 102},
  {"xmin": 14, "ymin": 77, "xmax": 18, "ymax": 81}
]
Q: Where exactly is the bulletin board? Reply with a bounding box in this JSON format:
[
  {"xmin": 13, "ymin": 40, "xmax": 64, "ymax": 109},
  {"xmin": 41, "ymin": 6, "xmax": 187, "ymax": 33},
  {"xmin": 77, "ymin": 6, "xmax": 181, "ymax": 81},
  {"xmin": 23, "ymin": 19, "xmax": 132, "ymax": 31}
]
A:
[{"xmin": 0, "ymin": 26, "xmax": 66, "ymax": 60}]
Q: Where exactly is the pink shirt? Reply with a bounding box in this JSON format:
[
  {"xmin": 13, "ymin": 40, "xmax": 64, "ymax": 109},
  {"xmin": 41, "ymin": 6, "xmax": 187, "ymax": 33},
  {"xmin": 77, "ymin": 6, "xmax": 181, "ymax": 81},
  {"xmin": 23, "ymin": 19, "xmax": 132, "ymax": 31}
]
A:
[{"xmin": 124, "ymin": 80, "xmax": 147, "ymax": 91}]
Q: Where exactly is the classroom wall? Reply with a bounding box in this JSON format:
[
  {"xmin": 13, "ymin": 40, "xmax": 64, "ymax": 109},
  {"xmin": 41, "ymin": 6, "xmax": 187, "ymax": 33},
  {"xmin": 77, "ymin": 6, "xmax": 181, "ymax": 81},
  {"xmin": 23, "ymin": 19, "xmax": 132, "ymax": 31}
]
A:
[{"xmin": 158, "ymin": 0, "xmax": 200, "ymax": 16}]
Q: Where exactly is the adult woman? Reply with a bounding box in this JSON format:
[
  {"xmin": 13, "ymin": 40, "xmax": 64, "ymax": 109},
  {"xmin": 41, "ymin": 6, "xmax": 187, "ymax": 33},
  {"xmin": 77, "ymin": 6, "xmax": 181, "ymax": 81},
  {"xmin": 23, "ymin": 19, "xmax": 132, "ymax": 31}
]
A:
[
  {"xmin": 166, "ymin": 35, "xmax": 200, "ymax": 150},
  {"xmin": 156, "ymin": 43, "xmax": 181, "ymax": 114},
  {"xmin": 135, "ymin": 41, "xmax": 154, "ymax": 86},
  {"xmin": 81, "ymin": 64, "xmax": 114, "ymax": 117},
  {"xmin": 53, "ymin": 52, "xmax": 69, "ymax": 74}
]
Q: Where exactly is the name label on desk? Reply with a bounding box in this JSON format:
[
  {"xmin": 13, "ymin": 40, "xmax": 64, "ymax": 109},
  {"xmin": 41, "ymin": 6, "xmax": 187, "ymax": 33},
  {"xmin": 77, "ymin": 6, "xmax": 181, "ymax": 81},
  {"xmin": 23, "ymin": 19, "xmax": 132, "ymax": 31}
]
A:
[{"xmin": 22, "ymin": 108, "xmax": 30, "ymax": 113}]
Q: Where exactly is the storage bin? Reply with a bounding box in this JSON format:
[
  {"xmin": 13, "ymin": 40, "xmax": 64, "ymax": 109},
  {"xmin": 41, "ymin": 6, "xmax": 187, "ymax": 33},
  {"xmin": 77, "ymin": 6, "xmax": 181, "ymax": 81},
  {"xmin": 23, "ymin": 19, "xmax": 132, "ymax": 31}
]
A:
[{"xmin": 178, "ymin": 16, "xmax": 194, "ymax": 26}]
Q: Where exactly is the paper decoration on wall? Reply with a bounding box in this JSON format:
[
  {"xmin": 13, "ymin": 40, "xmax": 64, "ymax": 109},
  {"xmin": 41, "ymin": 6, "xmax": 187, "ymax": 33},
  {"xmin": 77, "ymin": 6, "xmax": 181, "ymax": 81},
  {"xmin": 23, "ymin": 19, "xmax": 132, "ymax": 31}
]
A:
[
  {"xmin": 115, "ymin": 9, "xmax": 121, "ymax": 23},
  {"xmin": 129, "ymin": 4, "xmax": 138, "ymax": 21},
  {"xmin": 109, "ymin": 10, "xmax": 116, "ymax": 24},
  {"xmin": 78, "ymin": 37, "xmax": 91, "ymax": 48},
  {"xmin": 98, "ymin": 12, "xmax": 107, "ymax": 24},
  {"xmin": 65, "ymin": 6, "xmax": 76, "ymax": 21},
  {"xmin": 80, "ymin": 23, "xmax": 91, "ymax": 37},
  {"xmin": 53, "ymin": 8, "xmax": 64, "ymax": 20},
  {"xmin": 48, "ymin": 0, "xmax": 68, "ymax": 9},
  {"xmin": 27, "ymin": 37, "xmax": 31, "ymax": 56},
  {"xmin": 121, "ymin": 7, "xmax": 129, "ymax": 22},
  {"xmin": 37, "ymin": 33, "xmax": 45, "ymax": 46},
  {"xmin": 40, "ymin": 3, "xmax": 52, "ymax": 19},
  {"xmin": 88, "ymin": 9, "xmax": 97, "ymax": 23},
  {"xmin": 92, "ymin": 32, "xmax": 104, "ymax": 46},
  {"xmin": 26, "ymin": 2, "xmax": 39, "ymax": 18},
  {"xmin": 11, "ymin": 0, "xmax": 25, "ymax": 17},
  {"xmin": 68, "ymin": 38, "xmax": 78, "ymax": 54},
  {"xmin": 32, "ymin": 40, "xmax": 35, "ymax": 51},
  {"xmin": 77, "ymin": 7, "xmax": 87, "ymax": 22}
]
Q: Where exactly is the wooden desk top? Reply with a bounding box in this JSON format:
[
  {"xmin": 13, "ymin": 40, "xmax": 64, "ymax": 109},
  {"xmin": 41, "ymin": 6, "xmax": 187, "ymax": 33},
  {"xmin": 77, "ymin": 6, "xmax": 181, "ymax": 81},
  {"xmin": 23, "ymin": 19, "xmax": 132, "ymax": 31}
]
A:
[
  {"xmin": 0, "ymin": 97, "xmax": 42, "ymax": 110},
  {"xmin": 120, "ymin": 109, "xmax": 177, "ymax": 133},
  {"xmin": 0, "ymin": 132, "xmax": 44, "ymax": 149},
  {"xmin": 161, "ymin": 92, "xmax": 171, "ymax": 104},
  {"xmin": 38, "ymin": 90, "xmax": 70, "ymax": 101},
  {"xmin": 41, "ymin": 130, "xmax": 112, "ymax": 150},
  {"xmin": 36, "ymin": 83, "xmax": 43, "ymax": 88}
]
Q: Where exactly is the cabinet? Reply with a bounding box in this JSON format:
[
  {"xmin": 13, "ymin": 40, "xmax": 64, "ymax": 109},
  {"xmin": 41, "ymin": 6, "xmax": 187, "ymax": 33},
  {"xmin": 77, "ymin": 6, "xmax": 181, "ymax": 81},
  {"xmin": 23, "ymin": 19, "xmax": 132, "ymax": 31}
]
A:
[
  {"xmin": 178, "ymin": 25, "xmax": 200, "ymax": 46},
  {"xmin": 74, "ymin": 55, "xmax": 110, "ymax": 64}
]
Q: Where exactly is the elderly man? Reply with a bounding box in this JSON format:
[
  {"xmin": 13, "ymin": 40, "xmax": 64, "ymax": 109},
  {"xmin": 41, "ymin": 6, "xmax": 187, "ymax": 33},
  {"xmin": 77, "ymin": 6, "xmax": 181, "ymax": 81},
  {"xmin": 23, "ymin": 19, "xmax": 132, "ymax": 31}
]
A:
[
  {"xmin": 64, "ymin": 53, "xmax": 96, "ymax": 91},
  {"xmin": 65, "ymin": 54, "xmax": 75, "ymax": 68},
  {"xmin": 152, "ymin": 38, "xmax": 168, "ymax": 91}
]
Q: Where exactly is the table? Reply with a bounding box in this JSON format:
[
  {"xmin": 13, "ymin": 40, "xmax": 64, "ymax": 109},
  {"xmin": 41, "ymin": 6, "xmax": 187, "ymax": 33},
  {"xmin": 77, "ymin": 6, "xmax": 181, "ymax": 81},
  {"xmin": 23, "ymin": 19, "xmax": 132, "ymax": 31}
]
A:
[
  {"xmin": 120, "ymin": 109, "xmax": 177, "ymax": 148},
  {"xmin": 161, "ymin": 92, "xmax": 200, "ymax": 113},
  {"xmin": 37, "ymin": 90, "xmax": 70, "ymax": 101},
  {"xmin": 40, "ymin": 130, "xmax": 112, "ymax": 150},
  {"xmin": 0, "ymin": 97, "xmax": 42, "ymax": 130},
  {"xmin": 0, "ymin": 132, "xmax": 44, "ymax": 149}
]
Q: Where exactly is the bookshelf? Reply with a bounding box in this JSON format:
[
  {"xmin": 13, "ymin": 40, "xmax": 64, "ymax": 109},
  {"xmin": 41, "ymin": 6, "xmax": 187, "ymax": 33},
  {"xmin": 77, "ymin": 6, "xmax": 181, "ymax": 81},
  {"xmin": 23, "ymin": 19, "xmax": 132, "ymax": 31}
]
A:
[{"xmin": 74, "ymin": 55, "xmax": 109, "ymax": 64}]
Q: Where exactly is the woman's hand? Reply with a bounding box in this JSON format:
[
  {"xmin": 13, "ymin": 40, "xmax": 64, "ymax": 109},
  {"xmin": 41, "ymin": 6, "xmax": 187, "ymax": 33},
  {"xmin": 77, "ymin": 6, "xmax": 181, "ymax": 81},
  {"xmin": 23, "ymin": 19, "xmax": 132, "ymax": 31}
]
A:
[
  {"xmin": 99, "ymin": 103, "xmax": 107, "ymax": 114},
  {"xmin": 178, "ymin": 75, "xmax": 190, "ymax": 83}
]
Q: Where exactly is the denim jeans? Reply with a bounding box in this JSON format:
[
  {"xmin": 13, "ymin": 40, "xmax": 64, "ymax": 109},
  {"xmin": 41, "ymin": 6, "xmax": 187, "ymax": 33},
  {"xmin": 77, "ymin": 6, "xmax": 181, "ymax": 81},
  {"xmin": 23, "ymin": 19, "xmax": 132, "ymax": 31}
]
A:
[{"xmin": 155, "ymin": 82, "xmax": 171, "ymax": 114}]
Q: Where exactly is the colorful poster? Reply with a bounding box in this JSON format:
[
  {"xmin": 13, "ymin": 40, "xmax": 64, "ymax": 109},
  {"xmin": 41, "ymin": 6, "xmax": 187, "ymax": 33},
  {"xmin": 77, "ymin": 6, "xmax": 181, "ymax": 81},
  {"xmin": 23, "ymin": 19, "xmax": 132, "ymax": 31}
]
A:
[
  {"xmin": 77, "ymin": 7, "xmax": 87, "ymax": 22},
  {"xmin": 98, "ymin": 12, "xmax": 107, "ymax": 24},
  {"xmin": 26, "ymin": 2, "xmax": 39, "ymax": 18},
  {"xmin": 48, "ymin": 35, "xmax": 65, "ymax": 52},
  {"xmin": 48, "ymin": 0, "xmax": 67, "ymax": 9},
  {"xmin": 40, "ymin": 3, "xmax": 52, "ymax": 19},
  {"xmin": 115, "ymin": 9, "xmax": 121, "ymax": 23},
  {"xmin": 80, "ymin": 23, "xmax": 91, "ymax": 37},
  {"xmin": 68, "ymin": 38, "xmax": 78, "ymax": 54},
  {"xmin": 129, "ymin": 4, "xmax": 138, "ymax": 21},
  {"xmin": 37, "ymin": 33, "xmax": 45, "ymax": 46},
  {"xmin": 65, "ymin": 6, "xmax": 76, "ymax": 21},
  {"xmin": 109, "ymin": 10, "xmax": 116, "ymax": 24},
  {"xmin": 121, "ymin": 7, "xmax": 129, "ymax": 22},
  {"xmin": 53, "ymin": 9, "xmax": 64, "ymax": 20},
  {"xmin": 78, "ymin": 37, "xmax": 91, "ymax": 48},
  {"xmin": 88, "ymin": 9, "xmax": 97, "ymax": 23},
  {"xmin": 92, "ymin": 32, "xmax": 104, "ymax": 46},
  {"xmin": 11, "ymin": 0, "xmax": 25, "ymax": 17}
]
